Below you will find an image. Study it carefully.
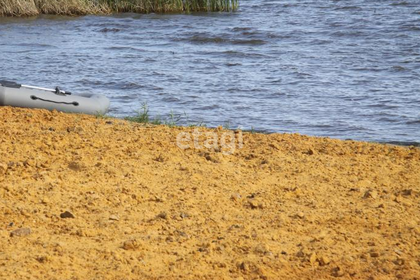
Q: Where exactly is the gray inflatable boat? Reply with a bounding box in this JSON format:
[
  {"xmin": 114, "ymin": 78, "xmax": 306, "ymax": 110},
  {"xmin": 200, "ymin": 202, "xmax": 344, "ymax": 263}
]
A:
[{"xmin": 0, "ymin": 80, "xmax": 110, "ymax": 115}]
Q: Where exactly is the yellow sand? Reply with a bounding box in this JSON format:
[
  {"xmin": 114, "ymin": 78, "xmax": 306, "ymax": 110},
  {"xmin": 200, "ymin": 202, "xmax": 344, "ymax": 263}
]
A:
[{"xmin": 0, "ymin": 107, "xmax": 419, "ymax": 279}]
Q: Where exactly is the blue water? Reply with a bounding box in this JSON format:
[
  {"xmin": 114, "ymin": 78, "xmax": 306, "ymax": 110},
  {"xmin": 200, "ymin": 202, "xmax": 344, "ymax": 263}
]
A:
[{"xmin": 1, "ymin": 0, "xmax": 419, "ymax": 144}]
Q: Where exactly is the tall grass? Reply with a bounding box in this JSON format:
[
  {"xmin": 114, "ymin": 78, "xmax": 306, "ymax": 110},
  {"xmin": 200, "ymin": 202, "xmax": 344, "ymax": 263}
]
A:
[
  {"xmin": 0, "ymin": 0, "xmax": 38, "ymax": 16},
  {"xmin": 0, "ymin": 0, "xmax": 238, "ymax": 16}
]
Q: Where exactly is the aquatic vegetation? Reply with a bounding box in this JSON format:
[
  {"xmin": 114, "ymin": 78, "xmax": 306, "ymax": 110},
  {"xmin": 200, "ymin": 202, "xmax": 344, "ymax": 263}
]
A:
[{"xmin": 0, "ymin": 0, "xmax": 239, "ymax": 16}]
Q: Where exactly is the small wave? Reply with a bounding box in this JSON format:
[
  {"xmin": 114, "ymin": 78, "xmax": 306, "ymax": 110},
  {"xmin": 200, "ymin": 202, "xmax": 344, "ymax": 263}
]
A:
[
  {"xmin": 272, "ymin": 91, "xmax": 286, "ymax": 96},
  {"xmin": 186, "ymin": 35, "xmax": 266, "ymax": 46},
  {"xmin": 267, "ymin": 78, "xmax": 282, "ymax": 85},
  {"xmin": 116, "ymin": 95, "xmax": 137, "ymax": 100},
  {"xmin": 91, "ymin": 22, "xmax": 132, "ymax": 28},
  {"xmin": 189, "ymin": 35, "xmax": 228, "ymax": 44},
  {"xmin": 232, "ymin": 39, "xmax": 266, "ymax": 45},
  {"xmin": 279, "ymin": 3, "xmax": 299, "ymax": 8},
  {"xmin": 226, "ymin": 63, "xmax": 241, "ymax": 67},
  {"xmin": 150, "ymin": 86, "xmax": 164, "ymax": 91},
  {"xmin": 77, "ymin": 79, "xmax": 107, "ymax": 86},
  {"xmin": 76, "ymin": 79, "xmax": 144, "ymax": 90},
  {"xmin": 333, "ymin": 6, "xmax": 362, "ymax": 11},
  {"xmin": 311, "ymin": 124, "xmax": 335, "ymax": 129},
  {"xmin": 233, "ymin": 105, "xmax": 251, "ymax": 110},
  {"xmin": 220, "ymin": 50, "xmax": 242, "ymax": 55},
  {"xmin": 351, "ymin": 67, "xmax": 386, "ymax": 73},
  {"xmin": 106, "ymin": 46, "xmax": 139, "ymax": 51},
  {"xmin": 231, "ymin": 27, "xmax": 252, "ymax": 32},
  {"xmin": 2, "ymin": 50, "xmax": 32, "ymax": 54},
  {"xmin": 391, "ymin": 65, "xmax": 407, "ymax": 71},
  {"xmin": 310, "ymin": 38, "xmax": 331, "ymax": 45},
  {"xmin": 242, "ymin": 31, "xmax": 261, "ymax": 36},
  {"xmin": 120, "ymin": 82, "xmax": 144, "ymax": 89},
  {"xmin": 179, "ymin": 100, "xmax": 196, "ymax": 105},
  {"xmin": 232, "ymin": 27, "xmax": 275, "ymax": 39},
  {"xmin": 390, "ymin": 1, "xmax": 412, "ymax": 6},
  {"xmin": 196, "ymin": 105, "xmax": 221, "ymax": 110},
  {"xmin": 203, "ymin": 50, "xmax": 267, "ymax": 59},
  {"xmin": 8, "ymin": 43, "xmax": 56, "ymax": 49},
  {"xmin": 98, "ymin": 28, "xmax": 121, "ymax": 33},
  {"xmin": 162, "ymin": 96, "xmax": 181, "ymax": 102},
  {"xmin": 366, "ymin": 103, "xmax": 399, "ymax": 109},
  {"xmin": 377, "ymin": 117, "xmax": 399, "ymax": 123},
  {"xmin": 330, "ymin": 30, "xmax": 366, "ymax": 37},
  {"xmin": 219, "ymin": 50, "xmax": 262, "ymax": 58}
]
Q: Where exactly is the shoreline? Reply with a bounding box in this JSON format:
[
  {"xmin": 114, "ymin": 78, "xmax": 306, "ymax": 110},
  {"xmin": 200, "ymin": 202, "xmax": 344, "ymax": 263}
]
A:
[
  {"xmin": 121, "ymin": 111, "xmax": 420, "ymax": 148},
  {"xmin": 1, "ymin": 106, "xmax": 419, "ymax": 279}
]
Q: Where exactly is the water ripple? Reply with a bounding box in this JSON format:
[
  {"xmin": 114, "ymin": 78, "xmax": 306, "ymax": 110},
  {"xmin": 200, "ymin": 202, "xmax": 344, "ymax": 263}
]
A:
[{"xmin": 0, "ymin": 0, "xmax": 419, "ymax": 144}]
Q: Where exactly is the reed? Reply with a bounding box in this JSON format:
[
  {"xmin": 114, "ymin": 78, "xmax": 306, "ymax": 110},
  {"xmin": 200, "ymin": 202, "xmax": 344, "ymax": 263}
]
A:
[
  {"xmin": 0, "ymin": 0, "xmax": 38, "ymax": 16},
  {"xmin": 0, "ymin": 0, "xmax": 238, "ymax": 16}
]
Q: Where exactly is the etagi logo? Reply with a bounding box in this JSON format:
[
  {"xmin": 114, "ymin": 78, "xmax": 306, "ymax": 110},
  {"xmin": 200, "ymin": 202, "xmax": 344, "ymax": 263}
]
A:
[{"xmin": 176, "ymin": 128, "xmax": 243, "ymax": 155}]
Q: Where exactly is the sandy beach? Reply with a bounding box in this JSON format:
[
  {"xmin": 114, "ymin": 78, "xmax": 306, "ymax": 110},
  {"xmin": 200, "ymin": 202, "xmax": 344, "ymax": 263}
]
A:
[{"xmin": 0, "ymin": 107, "xmax": 419, "ymax": 279}]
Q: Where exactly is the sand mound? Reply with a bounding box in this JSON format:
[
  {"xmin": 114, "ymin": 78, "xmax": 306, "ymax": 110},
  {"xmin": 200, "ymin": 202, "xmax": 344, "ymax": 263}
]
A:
[{"xmin": 0, "ymin": 107, "xmax": 419, "ymax": 279}]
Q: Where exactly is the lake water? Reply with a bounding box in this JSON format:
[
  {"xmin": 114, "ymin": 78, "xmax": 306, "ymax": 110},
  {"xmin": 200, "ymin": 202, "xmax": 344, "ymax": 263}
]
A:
[{"xmin": 1, "ymin": 0, "xmax": 419, "ymax": 144}]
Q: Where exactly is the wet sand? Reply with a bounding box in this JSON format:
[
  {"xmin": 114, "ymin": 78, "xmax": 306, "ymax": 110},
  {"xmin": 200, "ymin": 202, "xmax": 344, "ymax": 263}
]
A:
[{"xmin": 0, "ymin": 107, "xmax": 419, "ymax": 279}]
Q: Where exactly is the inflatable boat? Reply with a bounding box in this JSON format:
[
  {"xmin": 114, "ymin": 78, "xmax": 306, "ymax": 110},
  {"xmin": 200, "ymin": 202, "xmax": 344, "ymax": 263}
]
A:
[{"xmin": 0, "ymin": 80, "xmax": 110, "ymax": 115}]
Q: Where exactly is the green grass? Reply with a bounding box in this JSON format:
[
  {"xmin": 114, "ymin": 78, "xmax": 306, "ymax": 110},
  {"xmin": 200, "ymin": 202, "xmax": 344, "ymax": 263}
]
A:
[
  {"xmin": 95, "ymin": 111, "xmax": 113, "ymax": 119},
  {"xmin": 123, "ymin": 104, "xmax": 211, "ymax": 128},
  {"xmin": 223, "ymin": 121, "xmax": 231, "ymax": 130},
  {"xmin": 103, "ymin": 103, "xmax": 248, "ymax": 132},
  {"xmin": 124, "ymin": 103, "xmax": 152, "ymax": 124},
  {"xmin": 124, "ymin": 103, "xmax": 183, "ymax": 127}
]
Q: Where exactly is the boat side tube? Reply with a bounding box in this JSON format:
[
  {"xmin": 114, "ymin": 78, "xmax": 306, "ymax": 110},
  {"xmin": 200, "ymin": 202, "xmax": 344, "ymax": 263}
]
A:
[{"xmin": 0, "ymin": 81, "xmax": 110, "ymax": 115}]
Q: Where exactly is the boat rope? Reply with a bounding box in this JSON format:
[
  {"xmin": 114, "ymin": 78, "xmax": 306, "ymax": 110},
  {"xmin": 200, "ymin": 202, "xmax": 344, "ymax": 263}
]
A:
[{"xmin": 30, "ymin": 95, "xmax": 79, "ymax": 106}]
